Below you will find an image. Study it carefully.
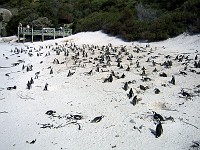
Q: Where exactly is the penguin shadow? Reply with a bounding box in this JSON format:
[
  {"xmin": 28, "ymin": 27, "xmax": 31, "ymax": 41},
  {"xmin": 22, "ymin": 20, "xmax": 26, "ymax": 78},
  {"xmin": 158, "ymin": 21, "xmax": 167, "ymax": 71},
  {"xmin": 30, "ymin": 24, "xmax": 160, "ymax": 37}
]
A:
[{"xmin": 149, "ymin": 128, "xmax": 156, "ymax": 137}]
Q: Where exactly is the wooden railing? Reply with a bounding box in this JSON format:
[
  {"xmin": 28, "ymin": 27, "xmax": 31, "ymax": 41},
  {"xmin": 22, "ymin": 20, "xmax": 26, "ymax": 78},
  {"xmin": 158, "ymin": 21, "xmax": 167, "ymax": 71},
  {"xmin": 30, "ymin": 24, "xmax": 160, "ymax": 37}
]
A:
[{"xmin": 17, "ymin": 27, "xmax": 72, "ymax": 42}]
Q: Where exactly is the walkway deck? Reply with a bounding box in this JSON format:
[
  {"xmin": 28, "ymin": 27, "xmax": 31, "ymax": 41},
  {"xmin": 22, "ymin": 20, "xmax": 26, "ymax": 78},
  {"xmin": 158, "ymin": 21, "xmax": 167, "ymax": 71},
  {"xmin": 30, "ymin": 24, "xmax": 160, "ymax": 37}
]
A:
[{"xmin": 17, "ymin": 27, "xmax": 72, "ymax": 42}]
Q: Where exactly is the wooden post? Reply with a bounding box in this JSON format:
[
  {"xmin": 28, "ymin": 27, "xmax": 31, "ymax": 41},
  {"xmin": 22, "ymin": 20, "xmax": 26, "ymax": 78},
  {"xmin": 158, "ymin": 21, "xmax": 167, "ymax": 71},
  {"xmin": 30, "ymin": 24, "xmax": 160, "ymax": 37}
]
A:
[
  {"xmin": 31, "ymin": 26, "xmax": 33, "ymax": 43},
  {"xmin": 42, "ymin": 28, "xmax": 44, "ymax": 42},
  {"xmin": 17, "ymin": 26, "xmax": 20, "ymax": 43},
  {"xmin": 53, "ymin": 28, "xmax": 55, "ymax": 39},
  {"xmin": 23, "ymin": 33, "xmax": 25, "ymax": 43}
]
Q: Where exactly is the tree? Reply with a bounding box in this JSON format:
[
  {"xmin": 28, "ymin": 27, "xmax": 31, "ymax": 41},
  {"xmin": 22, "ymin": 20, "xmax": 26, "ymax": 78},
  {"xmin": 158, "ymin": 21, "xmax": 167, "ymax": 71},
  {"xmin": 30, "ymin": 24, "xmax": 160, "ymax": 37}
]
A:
[
  {"xmin": 32, "ymin": 17, "xmax": 52, "ymax": 28},
  {"xmin": 6, "ymin": 15, "xmax": 23, "ymax": 35},
  {"xmin": 0, "ymin": 13, "xmax": 3, "ymax": 22},
  {"xmin": 135, "ymin": 2, "xmax": 157, "ymax": 21}
]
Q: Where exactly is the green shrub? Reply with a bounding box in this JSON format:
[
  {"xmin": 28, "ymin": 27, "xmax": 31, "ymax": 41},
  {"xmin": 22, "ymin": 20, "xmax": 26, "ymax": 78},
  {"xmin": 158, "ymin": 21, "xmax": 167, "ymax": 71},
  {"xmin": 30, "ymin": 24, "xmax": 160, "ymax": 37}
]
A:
[{"xmin": 4, "ymin": 0, "xmax": 200, "ymax": 41}]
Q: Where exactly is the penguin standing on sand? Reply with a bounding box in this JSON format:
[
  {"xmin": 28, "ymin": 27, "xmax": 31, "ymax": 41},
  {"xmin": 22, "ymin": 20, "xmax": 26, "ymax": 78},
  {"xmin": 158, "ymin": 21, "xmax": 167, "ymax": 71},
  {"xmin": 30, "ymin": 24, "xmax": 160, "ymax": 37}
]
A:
[
  {"xmin": 43, "ymin": 83, "xmax": 48, "ymax": 91},
  {"xmin": 170, "ymin": 75, "xmax": 175, "ymax": 85},
  {"xmin": 195, "ymin": 54, "xmax": 198, "ymax": 60},
  {"xmin": 50, "ymin": 68, "xmax": 53, "ymax": 74},
  {"xmin": 156, "ymin": 121, "xmax": 163, "ymax": 138},
  {"xmin": 128, "ymin": 88, "xmax": 134, "ymax": 99}
]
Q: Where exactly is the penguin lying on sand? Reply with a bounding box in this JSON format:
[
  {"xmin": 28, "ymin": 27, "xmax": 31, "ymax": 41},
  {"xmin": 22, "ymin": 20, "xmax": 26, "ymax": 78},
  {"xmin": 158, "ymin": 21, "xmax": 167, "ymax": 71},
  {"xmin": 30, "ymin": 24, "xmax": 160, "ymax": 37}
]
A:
[
  {"xmin": 91, "ymin": 116, "xmax": 104, "ymax": 123},
  {"xmin": 153, "ymin": 111, "xmax": 165, "ymax": 121}
]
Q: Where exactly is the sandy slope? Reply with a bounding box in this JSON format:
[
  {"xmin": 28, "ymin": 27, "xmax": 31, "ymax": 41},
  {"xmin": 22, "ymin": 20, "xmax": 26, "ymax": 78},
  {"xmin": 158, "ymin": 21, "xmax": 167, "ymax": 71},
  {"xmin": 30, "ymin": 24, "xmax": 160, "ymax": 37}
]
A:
[{"xmin": 0, "ymin": 31, "xmax": 200, "ymax": 150}]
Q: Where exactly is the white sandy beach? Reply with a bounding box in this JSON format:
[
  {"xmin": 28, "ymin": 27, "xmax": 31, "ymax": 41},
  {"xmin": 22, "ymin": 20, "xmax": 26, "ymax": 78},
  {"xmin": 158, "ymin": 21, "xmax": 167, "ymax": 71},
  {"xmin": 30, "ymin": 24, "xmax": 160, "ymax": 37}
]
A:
[{"xmin": 0, "ymin": 31, "xmax": 200, "ymax": 150}]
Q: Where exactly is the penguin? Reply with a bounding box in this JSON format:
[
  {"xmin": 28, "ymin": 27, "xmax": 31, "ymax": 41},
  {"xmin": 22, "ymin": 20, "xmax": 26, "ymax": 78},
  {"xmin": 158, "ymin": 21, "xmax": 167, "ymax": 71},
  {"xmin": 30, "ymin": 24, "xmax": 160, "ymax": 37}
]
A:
[
  {"xmin": 50, "ymin": 68, "xmax": 53, "ymax": 74},
  {"xmin": 140, "ymin": 85, "xmax": 146, "ymax": 91},
  {"xmin": 96, "ymin": 66, "xmax": 99, "ymax": 72},
  {"xmin": 152, "ymin": 68, "xmax": 158, "ymax": 72},
  {"xmin": 91, "ymin": 116, "xmax": 104, "ymax": 123},
  {"xmin": 29, "ymin": 139, "xmax": 36, "ymax": 144},
  {"xmin": 126, "ymin": 66, "xmax": 130, "ymax": 71},
  {"xmin": 72, "ymin": 115, "xmax": 83, "ymax": 120},
  {"xmin": 152, "ymin": 60, "xmax": 156, "ymax": 66},
  {"xmin": 67, "ymin": 70, "xmax": 71, "ymax": 77},
  {"xmin": 128, "ymin": 88, "xmax": 134, "ymax": 99},
  {"xmin": 153, "ymin": 111, "xmax": 165, "ymax": 121},
  {"xmin": 88, "ymin": 69, "xmax": 92, "ymax": 75},
  {"xmin": 154, "ymin": 88, "xmax": 160, "ymax": 94},
  {"xmin": 26, "ymin": 66, "xmax": 30, "ymax": 72},
  {"xmin": 45, "ymin": 110, "xmax": 56, "ymax": 115},
  {"xmin": 30, "ymin": 77, "xmax": 34, "ymax": 84},
  {"xmin": 181, "ymin": 89, "xmax": 191, "ymax": 97},
  {"xmin": 156, "ymin": 121, "xmax": 163, "ymax": 138},
  {"xmin": 43, "ymin": 83, "xmax": 48, "ymax": 91},
  {"xmin": 22, "ymin": 64, "xmax": 25, "ymax": 70},
  {"xmin": 130, "ymin": 95, "xmax": 138, "ymax": 106},
  {"xmin": 108, "ymin": 74, "xmax": 113, "ymax": 82},
  {"xmin": 121, "ymin": 73, "xmax": 125, "ymax": 78},
  {"xmin": 27, "ymin": 81, "xmax": 31, "ymax": 90},
  {"xmin": 141, "ymin": 70, "xmax": 146, "ymax": 76},
  {"xmin": 195, "ymin": 55, "xmax": 198, "ymax": 60},
  {"xmin": 175, "ymin": 55, "xmax": 179, "ymax": 60},
  {"xmin": 123, "ymin": 82, "xmax": 129, "ymax": 91},
  {"xmin": 170, "ymin": 75, "xmax": 175, "ymax": 85},
  {"xmin": 159, "ymin": 72, "xmax": 167, "ymax": 77},
  {"xmin": 136, "ymin": 60, "xmax": 140, "ymax": 68},
  {"xmin": 141, "ymin": 66, "xmax": 146, "ymax": 71}
]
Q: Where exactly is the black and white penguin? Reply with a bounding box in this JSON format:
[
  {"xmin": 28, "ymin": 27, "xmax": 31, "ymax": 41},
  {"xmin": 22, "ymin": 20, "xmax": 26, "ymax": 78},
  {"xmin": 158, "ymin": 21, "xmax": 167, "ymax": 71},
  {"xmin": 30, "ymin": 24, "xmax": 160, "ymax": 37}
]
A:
[
  {"xmin": 27, "ymin": 81, "xmax": 31, "ymax": 90},
  {"xmin": 152, "ymin": 67, "xmax": 158, "ymax": 72},
  {"xmin": 123, "ymin": 82, "xmax": 129, "ymax": 91},
  {"xmin": 128, "ymin": 88, "xmax": 134, "ymax": 99},
  {"xmin": 131, "ymin": 95, "xmax": 138, "ymax": 106},
  {"xmin": 141, "ymin": 66, "xmax": 146, "ymax": 71},
  {"xmin": 29, "ymin": 139, "xmax": 36, "ymax": 144},
  {"xmin": 72, "ymin": 115, "xmax": 83, "ymax": 120},
  {"xmin": 50, "ymin": 68, "xmax": 53, "ymax": 74},
  {"xmin": 108, "ymin": 74, "xmax": 113, "ymax": 82},
  {"xmin": 121, "ymin": 73, "xmax": 125, "ymax": 78},
  {"xmin": 45, "ymin": 110, "xmax": 56, "ymax": 115},
  {"xmin": 91, "ymin": 116, "xmax": 104, "ymax": 123},
  {"xmin": 195, "ymin": 54, "xmax": 198, "ymax": 60},
  {"xmin": 43, "ymin": 83, "xmax": 48, "ymax": 91},
  {"xmin": 181, "ymin": 89, "xmax": 191, "ymax": 97},
  {"xmin": 153, "ymin": 111, "xmax": 165, "ymax": 121},
  {"xmin": 22, "ymin": 64, "xmax": 25, "ymax": 70},
  {"xmin": 140, "ymin": 85, "xmax": 146, "ymax": 91},
  {"xmin": 126, "ymin": 66, "xmax": 130, "ymax": 71},
  {"xmin": 30, "ymin": 77, "xmax": 34, "ymax": 84},
  {"xmin": 156, "ymin": 121, "xmax": 163, "ymax": 138},
  {"xmin": 154, "ymin": 88, "xmax": 160, "ymax": 94},
  {"xmin": 170, "ymin": 75, "xmax": 175, "ymax": 85}
]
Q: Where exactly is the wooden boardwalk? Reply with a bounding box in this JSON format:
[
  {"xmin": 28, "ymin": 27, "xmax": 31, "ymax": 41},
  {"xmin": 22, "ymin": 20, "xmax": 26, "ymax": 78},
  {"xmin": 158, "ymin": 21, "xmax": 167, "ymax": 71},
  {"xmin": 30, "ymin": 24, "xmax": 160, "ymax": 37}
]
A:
[{"xmin": 17, "ymin": 27, "xmax": 72, "ymax": 42}]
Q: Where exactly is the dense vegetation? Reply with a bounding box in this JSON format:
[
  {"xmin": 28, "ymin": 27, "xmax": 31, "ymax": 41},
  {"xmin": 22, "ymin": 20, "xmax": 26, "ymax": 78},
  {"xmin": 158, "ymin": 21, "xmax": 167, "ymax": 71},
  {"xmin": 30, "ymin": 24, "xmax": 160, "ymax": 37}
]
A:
[{"xmin": 1, "ymin": 0, "xmax": 200, "ymax": 41}]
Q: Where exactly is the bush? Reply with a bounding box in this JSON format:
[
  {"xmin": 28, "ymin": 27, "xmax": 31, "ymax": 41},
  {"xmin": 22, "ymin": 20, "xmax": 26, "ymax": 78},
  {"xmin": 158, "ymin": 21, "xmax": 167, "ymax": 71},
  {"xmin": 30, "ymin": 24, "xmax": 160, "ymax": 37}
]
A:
[
  {"xmin": 6, "ymin": 15, "xmax": 23, "ymax": 36},
  {"xmin": 4, "ymin": 0, "xmax": 200, "ymax": 41},
  {"xmin": 32, "ymin": 17, "xmax": 52, "ymax": 29},
  {"xmin": 76, "ymin": 11, "xmax": 120, "ymax": 33},
  {"xmin": 75, "ymin": 12, "xmax": 104, "ymax": 32}
]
